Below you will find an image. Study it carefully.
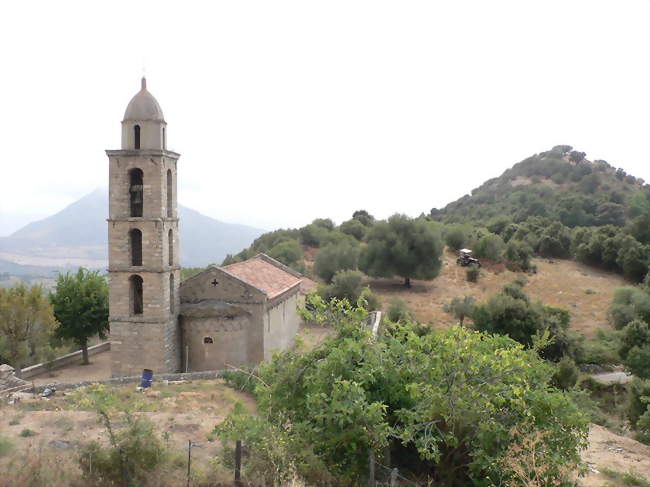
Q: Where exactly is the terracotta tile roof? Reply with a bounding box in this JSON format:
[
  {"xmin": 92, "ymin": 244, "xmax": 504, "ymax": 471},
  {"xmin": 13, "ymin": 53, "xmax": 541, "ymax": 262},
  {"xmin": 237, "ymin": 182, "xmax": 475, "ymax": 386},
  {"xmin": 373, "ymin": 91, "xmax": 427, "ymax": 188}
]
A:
[
  {"xmin": 300, "ymin": 277, "xmax": 318, "ymax": 295},
  {"xmin": 223, "ymin": 256, "xmax": 302, "ymax": 299}
]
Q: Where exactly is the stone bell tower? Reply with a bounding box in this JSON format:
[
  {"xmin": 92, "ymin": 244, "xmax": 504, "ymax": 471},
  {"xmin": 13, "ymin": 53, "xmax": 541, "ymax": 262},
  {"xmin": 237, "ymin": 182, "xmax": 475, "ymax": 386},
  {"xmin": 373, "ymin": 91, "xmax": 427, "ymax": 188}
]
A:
[{"xmin": 106, "ymin": 78, "xmax": 181, "ymax": 377}]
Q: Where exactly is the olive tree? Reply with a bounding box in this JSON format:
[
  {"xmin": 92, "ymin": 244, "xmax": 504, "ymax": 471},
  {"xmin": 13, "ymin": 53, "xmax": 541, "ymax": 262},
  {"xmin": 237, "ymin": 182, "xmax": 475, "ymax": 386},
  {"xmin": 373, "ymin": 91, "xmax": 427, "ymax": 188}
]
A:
[
  {"xmin": 360, "ymin": 214, "xmax": 443, "ymax": 288},
  {"xmin": 0, "ymin": 283, "xmax": 57, "ymax": 377}
]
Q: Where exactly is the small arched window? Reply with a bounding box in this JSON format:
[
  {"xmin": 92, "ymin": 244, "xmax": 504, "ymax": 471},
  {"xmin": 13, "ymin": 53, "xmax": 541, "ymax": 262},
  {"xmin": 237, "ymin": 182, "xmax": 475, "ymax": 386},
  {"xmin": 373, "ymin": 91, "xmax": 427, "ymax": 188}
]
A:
[
  {"xmin": 129, "ymin": 275, "xmax": 143, "ymax": 315},
  {"xmin": 129, "ymin": 168, "xmax": 143, "ymax": 217},
  {"xmin": 203, "ymin": 337, "xmax": 214, "ymax": 344},
  {"xmin": 162, "ymin": 127, "xmax": 166, "ymax": 150},
  {"xmin": 168, "ymin": 229, "xmax": 173, "ymax": 266},
  {"xmin": 166, "ymin": 169, "xmax": 172, "ymax": 218},
  {"xmin": 169, "ymin": 273, "xmax": 175, "ymax": 314},
  {"xmin": 134, "ymin": 125, "xmax": 141, "ymax": 149},
  {"xmin": 129, "ymin": 228, "xmax": 142, "ymax": 266}
]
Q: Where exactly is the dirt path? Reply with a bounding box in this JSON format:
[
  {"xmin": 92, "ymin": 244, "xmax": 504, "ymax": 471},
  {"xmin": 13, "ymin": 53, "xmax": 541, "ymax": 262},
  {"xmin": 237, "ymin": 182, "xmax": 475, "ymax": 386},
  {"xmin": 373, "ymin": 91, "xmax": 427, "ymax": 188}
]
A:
[
  {"xmin": 30, "ymin": 350, "xmax": 112, "ymax": 385},
  {"xmin": 582, "ymin": 424, "xmax": 650, "ymax": 486}
]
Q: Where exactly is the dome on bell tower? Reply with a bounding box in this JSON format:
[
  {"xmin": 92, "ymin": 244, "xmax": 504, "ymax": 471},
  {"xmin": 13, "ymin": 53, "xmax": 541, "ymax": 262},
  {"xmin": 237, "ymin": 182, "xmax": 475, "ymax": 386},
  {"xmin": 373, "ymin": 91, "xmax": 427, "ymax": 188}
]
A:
[
  {"xmin": 123, "ymin": 77, "xmax": 165, "ymax": 122},
  {"xmin": 120, "ymin": 77, "xmax": 168, "ymax": 151}
]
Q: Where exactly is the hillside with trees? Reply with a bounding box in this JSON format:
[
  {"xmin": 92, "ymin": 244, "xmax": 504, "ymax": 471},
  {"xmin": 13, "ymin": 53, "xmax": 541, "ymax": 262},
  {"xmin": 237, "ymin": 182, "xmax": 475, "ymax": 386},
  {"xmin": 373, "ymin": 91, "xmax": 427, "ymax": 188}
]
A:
[
  {"xmin": 430, "ymin": 145, "xmax": 647, "ymax": 228},
  {"xmin": 224, "ymin": 146, "xmax": 649, "ymax": 284}
]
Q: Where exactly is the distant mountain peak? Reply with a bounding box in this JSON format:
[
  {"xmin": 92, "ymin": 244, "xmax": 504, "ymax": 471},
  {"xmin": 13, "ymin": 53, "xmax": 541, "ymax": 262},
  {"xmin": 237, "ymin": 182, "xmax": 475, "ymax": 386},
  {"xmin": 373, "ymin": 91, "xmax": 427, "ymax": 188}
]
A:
[{"xmin": 0, "ymin": 190, "xmax": 265, "ymax": 268}]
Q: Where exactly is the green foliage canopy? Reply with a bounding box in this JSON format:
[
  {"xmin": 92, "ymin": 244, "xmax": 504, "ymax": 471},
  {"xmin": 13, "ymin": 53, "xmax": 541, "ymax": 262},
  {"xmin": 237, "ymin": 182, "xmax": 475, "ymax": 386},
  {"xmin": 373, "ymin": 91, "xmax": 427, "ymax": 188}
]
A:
[
  {"xmin": 50, "ymin": 268, "xmax": 109, "ymax": 365},
  {"xmin": 216, "ymin": 296, "xmax": 588, "ymax": 485},
  {"xmin": 360, "ymin": 214, "xmax": 443, "ymax": 287},
  {"xmin": 314, "ymin": 239, "xmax": 360, "ymax": 283},
  {"xmin": 609, "ymin": 287, "xmax": 650, "ymax": 330},
  {"xmin": 0, "ymin": 283, "xmax": 57, "ymax": 376}
]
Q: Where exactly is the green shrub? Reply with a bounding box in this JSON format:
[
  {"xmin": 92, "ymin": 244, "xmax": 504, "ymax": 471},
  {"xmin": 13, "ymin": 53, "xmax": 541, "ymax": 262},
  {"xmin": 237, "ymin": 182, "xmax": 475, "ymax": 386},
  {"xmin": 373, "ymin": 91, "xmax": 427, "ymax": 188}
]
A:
[
  {"xmin": 504, "ymin": 240, "xmax": 534, "ymax": 271},
  {"xmin": 626, "ymin": 346, "xmax": 650, "ymax": 379},
  {"xmin": 552, "ymin": 357, "xmax": 579, "ymax": 390},
  {"xmin": 472, "ymin": 280, "xmax": 576, "ymax": 361},
  {"xmin": 300, "ymin": 223, "xmax": 330, "ymax": 247},
  {"xmin": 352, "ymin": 209, "xmax": 375, "ymax": 227},
  {"xmin": 0, "ymin": 434, "xmax": 14, "ymax": 457},
  {"xmin": 620, "ymin": 320, "xmax": 650, "ymax": 360},
  {"xmin": 386, "ymin": 298, "xmax": 414, "ymax": 323},
  {"xmin": 609, "ymin": 287, "xmax": 650, "ymax": 329},
  {"xmin": 312, "ymin": 218, "xmax": 335, "ymax": 231},
  {"xmin": 318, "ymin": 270, "xmax": 364, "ymax": 301},
  {"xmin": 318, "ymin": 270, "xmax": 380, "ymax": 310},
  {"xmin": 443, "ymin": 295, "xmax": 476, "ymax": 325},
  {"xmin": 19, "ymin": 429, "xmax": 37, "ymax": 437},
  {"xmin": 314, "ymin": 240, "xmax": 360, "ymax": 283},
  {"xmin": 78, "ymin": 413, "xmax": 168, "ymax": 486},
  {"xmin": 627, "ymin": 379, "xmax": 650, "ymax": 444},
  {"xmin": 576, "ymin": 328, "xmax": 621, "ymax": 366},
  {"xmin": 219, "ymin": 369, "xmax": 258, "ymax": 395},
  {"xmin": 474, "ymin": 233, "xmax": 505, "ymax": 262},
  {"xmin": 267, "ymin": 239, "xmax": 304, "ymax": 271},
  {"xmin": 339, "ymin": 219, "xmax": 366, "ymax": 240},
  {"xmin": 220, "ymin": 297, "xmax": 589, "ymax": 485},
  {"xmin": 600, "ymin": 468, "xmax": 650, "ymax": 487},
  {"xmin": 445, "ymin": 225, "xmax": 468, "ymax": 251},
  {"xmin": 466, "ymin": 266, "xmax": 480, "ymax": 282}
]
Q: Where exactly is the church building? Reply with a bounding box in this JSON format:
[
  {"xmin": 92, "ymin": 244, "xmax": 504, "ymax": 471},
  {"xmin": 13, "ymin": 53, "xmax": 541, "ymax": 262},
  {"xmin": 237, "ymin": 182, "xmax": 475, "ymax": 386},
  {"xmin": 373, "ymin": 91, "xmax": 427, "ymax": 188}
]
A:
[{"xmin": 107, "ymin": 79, "xmax": 302, "ymax": 377}]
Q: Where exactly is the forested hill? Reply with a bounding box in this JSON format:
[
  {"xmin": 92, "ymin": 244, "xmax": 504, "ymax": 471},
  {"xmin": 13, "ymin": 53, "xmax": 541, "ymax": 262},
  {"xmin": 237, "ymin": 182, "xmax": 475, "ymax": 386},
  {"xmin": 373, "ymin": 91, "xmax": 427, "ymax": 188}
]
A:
[
  {"xmin": 223, "ymin": 145, "xmax": 649, "ymax": 285},
  {"xmin": 430, "ymin": 145, "xmax": 648, "ymax": 228}
]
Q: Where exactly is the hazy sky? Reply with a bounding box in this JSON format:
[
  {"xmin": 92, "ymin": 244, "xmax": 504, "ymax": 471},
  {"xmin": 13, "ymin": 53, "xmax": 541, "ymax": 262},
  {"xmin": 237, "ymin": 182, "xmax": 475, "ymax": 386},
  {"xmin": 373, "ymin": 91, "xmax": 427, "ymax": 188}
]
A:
[{"xmin": 0, "ymin": 0, "xmax": 648, "ymax": 234}]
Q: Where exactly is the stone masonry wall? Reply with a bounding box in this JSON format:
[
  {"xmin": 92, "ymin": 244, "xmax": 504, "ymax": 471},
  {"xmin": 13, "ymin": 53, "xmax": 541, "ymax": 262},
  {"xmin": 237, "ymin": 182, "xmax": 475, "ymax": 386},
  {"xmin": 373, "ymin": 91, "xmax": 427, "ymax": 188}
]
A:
[
  {"xmin": 180, "ymin": 267, "xmax": 267, "ymax": 367},
  {"xmin": 108, "ymin": 150, "xmax": 181, "ymax": 377}
]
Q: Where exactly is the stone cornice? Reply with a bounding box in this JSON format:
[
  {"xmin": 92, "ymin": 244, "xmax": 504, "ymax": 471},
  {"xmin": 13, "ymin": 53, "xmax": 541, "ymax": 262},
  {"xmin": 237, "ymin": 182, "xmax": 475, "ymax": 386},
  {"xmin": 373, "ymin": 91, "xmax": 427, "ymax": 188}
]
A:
[
  {"xmin": 108, "ymin": 265, "xmax": 181, "ymax": 273},
  {"xmin": 110, "ymin": 317, "xmax": 177, "ymax": 324},
  {"xmin": 107, "ymin": 218, "xmax": 179, "ymax": 223},
  {"xmin": 105, "ymin": 149, "xmax": 181, "ymax": 159}
]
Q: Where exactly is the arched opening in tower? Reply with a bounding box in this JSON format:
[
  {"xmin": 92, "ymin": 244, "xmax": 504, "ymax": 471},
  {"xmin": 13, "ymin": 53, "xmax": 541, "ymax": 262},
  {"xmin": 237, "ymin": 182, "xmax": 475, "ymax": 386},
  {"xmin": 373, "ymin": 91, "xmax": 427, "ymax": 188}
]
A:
[
  {"xmin": 134, "ymin": 124, "xmax": 141, "ymax": 149},
  {"xmin": 168, "ymin": 229, "xmax": 173, "ymax": 266},
  {"xmin": 129, "ymin": 228, "xmax": 142, "ymax": 266},
  {"xmin": 129, "ymin": 168, "xmax": 144, "ymax": 217},
  {"xmin": 129, "ymin": 275, "xmax": 144, "ymax": 315},
  {"xmin": 166, "ymin": 169, "xmax": 172, "ymax": 218},
  {"xmin": 169, "ymin": 273, "xmax": 175, "ymax": 314}
]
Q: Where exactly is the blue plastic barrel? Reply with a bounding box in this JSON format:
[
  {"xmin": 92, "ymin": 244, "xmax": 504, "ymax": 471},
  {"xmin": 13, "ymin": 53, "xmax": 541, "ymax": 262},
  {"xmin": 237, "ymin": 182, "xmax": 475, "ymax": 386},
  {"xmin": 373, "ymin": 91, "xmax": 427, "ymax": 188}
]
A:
[{"xmin": 140, "ymin": 369, "xmax": 154, "ymax": 388}]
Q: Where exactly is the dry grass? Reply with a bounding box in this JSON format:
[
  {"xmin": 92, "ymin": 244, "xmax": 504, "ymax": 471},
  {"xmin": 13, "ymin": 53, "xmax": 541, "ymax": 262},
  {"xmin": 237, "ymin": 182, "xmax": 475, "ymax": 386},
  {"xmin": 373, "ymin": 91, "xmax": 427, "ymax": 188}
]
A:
[
  {"xmin": 370, "ymin": 249, "xmax": 629, "ymax": 337},
  {"xmin": 0, "ymin": 379, "xmax": 256, "ymax": 473}
]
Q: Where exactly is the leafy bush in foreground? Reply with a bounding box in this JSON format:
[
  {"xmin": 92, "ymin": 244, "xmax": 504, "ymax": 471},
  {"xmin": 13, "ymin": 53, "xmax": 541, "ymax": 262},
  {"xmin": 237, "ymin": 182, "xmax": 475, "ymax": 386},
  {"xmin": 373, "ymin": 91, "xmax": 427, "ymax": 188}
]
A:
[{"xmin": 215, "ymin": 295, "xmax": 588, "ymax": 486}]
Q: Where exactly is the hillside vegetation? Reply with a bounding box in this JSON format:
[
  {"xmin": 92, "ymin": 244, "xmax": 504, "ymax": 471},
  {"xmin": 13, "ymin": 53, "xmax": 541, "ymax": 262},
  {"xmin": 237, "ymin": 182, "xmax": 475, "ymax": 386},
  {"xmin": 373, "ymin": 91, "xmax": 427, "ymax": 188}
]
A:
[
  {"xmin": 431, "ymin": 145, "xmax": 647, "ymax": 228},
  {"xmin": 226, "ymin": 146, "xmax": 649, "ymax": 283}
]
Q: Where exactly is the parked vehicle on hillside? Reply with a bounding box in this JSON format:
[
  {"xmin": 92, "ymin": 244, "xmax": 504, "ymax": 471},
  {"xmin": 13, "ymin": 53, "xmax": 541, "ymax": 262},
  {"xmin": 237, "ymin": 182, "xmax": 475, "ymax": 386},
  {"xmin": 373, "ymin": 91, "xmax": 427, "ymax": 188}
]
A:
[{"xmin": 456, "ymin": 249, "xmax": 481, "ymax": 267}]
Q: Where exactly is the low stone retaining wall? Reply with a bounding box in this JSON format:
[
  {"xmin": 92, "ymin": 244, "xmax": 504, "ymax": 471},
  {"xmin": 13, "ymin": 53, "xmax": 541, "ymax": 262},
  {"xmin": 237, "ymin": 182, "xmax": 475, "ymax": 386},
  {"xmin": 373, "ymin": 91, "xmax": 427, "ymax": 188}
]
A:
[
  {"xmin": 21, "ymin": 342, "xmax": 111, "ymax": 380},
  {"xmin": 35, "ymin": 369, "xmax": 228, "ymax": 392}
]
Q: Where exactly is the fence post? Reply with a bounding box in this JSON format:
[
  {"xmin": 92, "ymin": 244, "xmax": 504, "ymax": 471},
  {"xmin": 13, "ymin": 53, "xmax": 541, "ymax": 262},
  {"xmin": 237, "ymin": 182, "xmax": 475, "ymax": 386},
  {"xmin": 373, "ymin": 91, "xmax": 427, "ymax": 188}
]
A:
[
  {"xmin": 368, "ymin": 450, "xmax": 375, "ymax": 487},
  {"xmin": 235, "ymin": 440, "xmax": 242, "ymax": 486},
  {"xmin": 187, "ymin": 440, "xmax": 192, "ymax": 487}
]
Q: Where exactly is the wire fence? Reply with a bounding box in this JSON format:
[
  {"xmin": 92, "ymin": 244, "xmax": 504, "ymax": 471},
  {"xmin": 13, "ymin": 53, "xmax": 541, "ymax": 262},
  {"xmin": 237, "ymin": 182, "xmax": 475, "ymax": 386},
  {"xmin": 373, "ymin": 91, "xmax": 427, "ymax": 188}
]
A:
[{"xmin": 186, "ymin": 441, "xmax": 423, "ymax": 487}]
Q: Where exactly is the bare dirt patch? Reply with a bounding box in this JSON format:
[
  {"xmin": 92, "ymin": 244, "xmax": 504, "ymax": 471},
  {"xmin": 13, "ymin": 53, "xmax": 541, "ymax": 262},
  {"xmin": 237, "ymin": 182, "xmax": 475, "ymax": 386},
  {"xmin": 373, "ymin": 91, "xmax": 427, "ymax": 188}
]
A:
[
  {"xmin": 581, "ymin": 424, "xmax": 650, "ymax": 486},
  {"xmin": 31, "ymin": 350, "xmax": 112, "ymax": 385},
  {"xmin": 0, "ymin": 379, "xmax": 256, "ymax": 471},
  {"xmin": 371, "ymin": 250, "xmax": 628, "ymax": 337}
]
